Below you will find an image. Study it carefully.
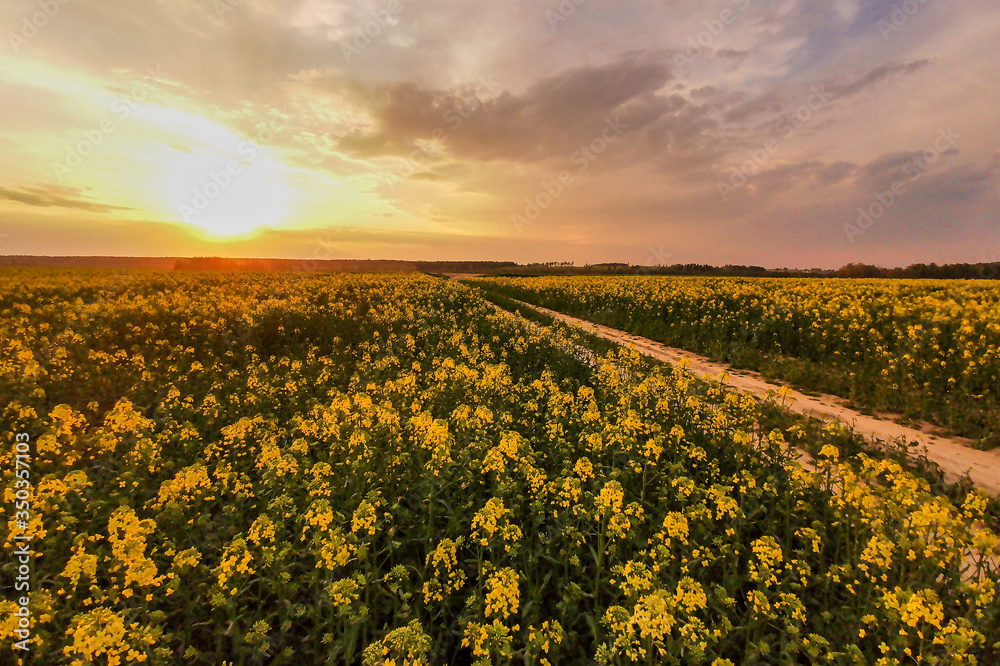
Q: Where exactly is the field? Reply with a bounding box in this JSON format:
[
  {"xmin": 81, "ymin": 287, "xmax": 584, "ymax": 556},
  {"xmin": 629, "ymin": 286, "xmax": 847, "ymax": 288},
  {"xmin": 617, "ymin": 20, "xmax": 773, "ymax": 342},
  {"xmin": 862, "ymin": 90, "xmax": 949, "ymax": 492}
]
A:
[
  {"xmin": 1, "ymin": 270, "xmax": 998, "ymax": 664},
  {"xmin": 469, "ymin": 276, "xmax": 1000, "ymax": 449}
]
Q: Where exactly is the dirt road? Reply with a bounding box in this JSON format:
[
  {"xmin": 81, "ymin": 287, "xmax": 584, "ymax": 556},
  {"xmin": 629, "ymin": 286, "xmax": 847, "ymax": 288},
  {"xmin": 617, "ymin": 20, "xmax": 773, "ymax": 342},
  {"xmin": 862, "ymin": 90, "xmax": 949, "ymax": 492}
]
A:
[{"xmin": 501, "ymin": 295, "xmax": 1000, "ymax": 495}]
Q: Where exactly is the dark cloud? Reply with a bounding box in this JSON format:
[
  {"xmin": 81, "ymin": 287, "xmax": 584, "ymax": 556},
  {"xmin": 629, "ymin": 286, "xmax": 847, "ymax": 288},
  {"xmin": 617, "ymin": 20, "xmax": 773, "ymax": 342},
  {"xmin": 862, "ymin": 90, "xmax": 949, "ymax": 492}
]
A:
[
  {"xmin": 859, "ymin": 145, "xmax": 965, "ymax": 192},
  {"xmin": 0, "ymin": 185, "xmax": 132, "ymax": 213},
  {"xmin": 906, "ymin": 164, "xmax": 999, "ymax": 203},
  {"xmin": 819, "ymin": 161, "xmax": 859, "ymax": 184},
  {"xmin": 407, "ymin": 171, "xmax": 443, "ymax": 181},
  {"xmin": 338, "ymin": 54, "xmax": 676, "ymax": 163},
  {"xmin": 723, "ymin": 160, "xmax": 856, "ymax": 201},
  {"xmin": 825, "ymin": 60, "xmax": 931, "ymax": 99},
  {"xmin": 718, "ymin": 146, "xmax": 997, "ymax": 220},
  {"xmin": 715, "ymin": 49, "xmax": 751, "ymax": 60},
  {"xmin": 723, "ymin": 93, "xmax": 786, "ymax": 124},
  {"xmin": 722, "ymin": 60, "xmax": 929, "ymax": 130}
]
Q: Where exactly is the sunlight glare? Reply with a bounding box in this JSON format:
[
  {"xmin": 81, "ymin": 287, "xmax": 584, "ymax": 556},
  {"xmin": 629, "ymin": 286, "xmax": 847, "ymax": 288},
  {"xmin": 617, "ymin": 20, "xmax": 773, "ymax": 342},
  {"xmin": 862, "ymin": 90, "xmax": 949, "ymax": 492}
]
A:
[{"xmin": 155, "ymin": 122, "xmax": 298, "ymax": 238}]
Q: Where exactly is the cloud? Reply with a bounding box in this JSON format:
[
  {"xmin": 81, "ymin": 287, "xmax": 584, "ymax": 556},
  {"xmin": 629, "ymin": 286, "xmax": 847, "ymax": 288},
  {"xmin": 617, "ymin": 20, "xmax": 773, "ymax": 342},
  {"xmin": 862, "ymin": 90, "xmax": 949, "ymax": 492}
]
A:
[
  {"xmin": 721, "ymin": 60, "xmax": 929, "ymax": 128},
  {"xmin": 825, "ymin": 59, "xmax": 930, "ymax": 99},
  {"xmin": 722, "ymin": 160, "xmax": 859, "ymax": 202},
  {"xmin": 337, "ymin": 54, "xmax": 676, "ymax": 163},
  {"xmin": 905, "ymin": 163, "xmax": 999, "ymax": 203},
  {"xmin": 0, "ymin": 184, "xmax": 132, "ymax": 213},
  {"xmin": 723, "ymin": 93, "xmax": 786, "ymax": 124},
  {"xmin": 715, "ymin": 49, "xmax": 751, "ymax": 61}
]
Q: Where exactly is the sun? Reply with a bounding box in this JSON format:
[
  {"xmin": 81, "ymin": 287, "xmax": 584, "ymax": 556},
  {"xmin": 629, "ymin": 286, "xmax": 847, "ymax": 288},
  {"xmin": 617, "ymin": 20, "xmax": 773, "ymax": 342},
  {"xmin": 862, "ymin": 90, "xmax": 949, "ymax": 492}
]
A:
[
  {"xmin": 134, "ymin": 107, "xmax": 298, "ymax": 237},
  {"xmin": 159, "ymin": 145, "xmax": 296, "ymax": 238}
]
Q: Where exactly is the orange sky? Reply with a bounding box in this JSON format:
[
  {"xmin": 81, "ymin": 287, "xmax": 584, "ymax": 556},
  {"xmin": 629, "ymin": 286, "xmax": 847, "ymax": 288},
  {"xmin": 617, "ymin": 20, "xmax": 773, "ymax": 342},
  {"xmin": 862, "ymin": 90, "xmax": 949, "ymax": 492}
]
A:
[{"xmin": 1, "ymin": 0, "xmax": 999, "ymax": 267}]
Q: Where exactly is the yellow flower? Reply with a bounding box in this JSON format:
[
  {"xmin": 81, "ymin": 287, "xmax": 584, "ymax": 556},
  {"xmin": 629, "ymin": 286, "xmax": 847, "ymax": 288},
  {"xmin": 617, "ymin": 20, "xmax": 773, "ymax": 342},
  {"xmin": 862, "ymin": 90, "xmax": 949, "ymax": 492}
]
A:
[
  {"xmin": 818, "ymin": 444, "xmax": 840, "ymax": 461},
  {"xmin": 317, "ymin": 532, "xmax": 355, "ymax": 571},
  {"xmin": 422, "ymin": 539, "xmax": 466, "ymax": 603},
  {"xmin": 631, "ymin": 590, "xmax": 676, "ymax": 642},
  {"xmin": 107, "ymin": 507, "xmax": 164, "ymax": 590},
  {"xmin": 660, "ymin": 512, "xmax": 690, "ymax": 546},
  {"xmin": 749, "ymin": 536, "xmax": 784, "ymax": 588},
  {"xmin": 62, "ymin": 607, "xmax": 161, "ymax": 665},
  {"xmin": 215, "ymin": 538, "xmax": 253, "ymax": 590},
  {"xmin": 60, "ymin": 539, "xmax": 99, "ymax": 588},
  {"xmin": 613, "ymin": 561, "xmax": 653, "ymax": 597},
  {"xmin": 304, "ymin": 500, "xmax": 335, "ymax": 534},
  {"xmin": 362, "ymin": 620, "xmax": 431, "ymax": 666},
  {"xmin": 471, "ymin": 498, "xmax": 508, "ymax": 545},
  {"xmin": 597, "ymin": 480, "xmax": 625, "ymax": 517},
  {"xmin": 352, "ymin": 500, "xmax": 380, "ymax": 536},
  {"xmin": 153, "ymin": 463, "xmax": 215, "ymax": 509},
  {"xmin": 483, "ymin": 567, "xmax": 519, "ymax": 620},
  {"xmin": 673, "ymin": 577, "xmax": 707, "ymax": 613},
  {"xmin": 326, "ymin": 576, "xmax": 362, "ymax": 609},
  {"xmin": 573, "ymin": 457, "xmax": 594, "ymax": 481}
]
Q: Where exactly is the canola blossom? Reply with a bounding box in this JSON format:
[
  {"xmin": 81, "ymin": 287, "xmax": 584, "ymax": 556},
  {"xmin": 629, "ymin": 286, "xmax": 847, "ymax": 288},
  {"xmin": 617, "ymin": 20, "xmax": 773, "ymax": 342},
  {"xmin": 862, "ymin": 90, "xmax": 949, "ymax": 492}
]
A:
[
  {"xmin": 0, "ymin": 270, "xmax": 997, "ymax": 664},
  {"xmin": 470, "ymin": 275, "xmax": 1000, "ymax": 447}
]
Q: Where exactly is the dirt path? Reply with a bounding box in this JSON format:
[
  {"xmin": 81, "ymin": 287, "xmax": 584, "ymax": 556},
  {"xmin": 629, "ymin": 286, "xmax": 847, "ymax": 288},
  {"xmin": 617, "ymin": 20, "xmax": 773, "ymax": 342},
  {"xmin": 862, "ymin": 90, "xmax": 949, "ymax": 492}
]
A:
[
  {"xmin": 467, "ymin": 283, "xmax": 998, "ymax": 575},
  {"xmin": 483, "ymin": 297, "xmax": 821, "ymax": 469},
  {"xmin": 507, "ymin": 299, "xmax": 1000, "ymax": 496}
]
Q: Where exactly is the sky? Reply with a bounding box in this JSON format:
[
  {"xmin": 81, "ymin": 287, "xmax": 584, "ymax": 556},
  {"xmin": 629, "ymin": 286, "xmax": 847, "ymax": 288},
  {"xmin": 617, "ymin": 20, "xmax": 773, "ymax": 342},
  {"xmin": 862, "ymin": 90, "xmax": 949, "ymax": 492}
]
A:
[{"xmin": 0, "ymin": 0, "xmax": 999, "ymax": 268}]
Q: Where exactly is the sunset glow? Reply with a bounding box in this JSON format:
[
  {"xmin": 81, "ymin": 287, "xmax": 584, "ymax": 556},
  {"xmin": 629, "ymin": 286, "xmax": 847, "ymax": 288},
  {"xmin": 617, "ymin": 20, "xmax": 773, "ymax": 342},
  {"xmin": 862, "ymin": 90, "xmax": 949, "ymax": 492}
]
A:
[{"xmin": 0, "ymin": 0, "xmax": 998, "ymax": 265}]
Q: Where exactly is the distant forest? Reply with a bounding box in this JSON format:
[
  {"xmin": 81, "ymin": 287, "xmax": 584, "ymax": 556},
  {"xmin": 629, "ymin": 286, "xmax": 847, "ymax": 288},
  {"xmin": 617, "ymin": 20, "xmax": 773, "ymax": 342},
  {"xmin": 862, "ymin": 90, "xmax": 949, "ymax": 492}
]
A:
[
  {"xmin": 171, "ymin": 257, "xmax": 518, "ymax": 274},
  {"xmin": 492, "ymin": 261, "xmax": 1000, "ymax": 280},
  {"xmin": 1, "ymin": 256, "xmax": 998, "ymax": 279}
]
